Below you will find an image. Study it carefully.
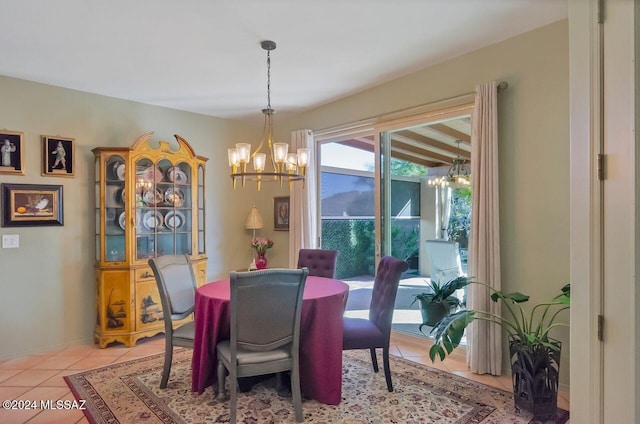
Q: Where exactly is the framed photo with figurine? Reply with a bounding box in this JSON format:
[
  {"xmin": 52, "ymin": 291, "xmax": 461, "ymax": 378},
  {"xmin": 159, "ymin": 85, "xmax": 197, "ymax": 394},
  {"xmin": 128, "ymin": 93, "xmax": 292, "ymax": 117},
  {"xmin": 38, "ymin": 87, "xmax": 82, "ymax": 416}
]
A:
[
  {"xmin": 0, "ymin": 130, "xmax": 24, "ymax": 175},
  {"xmin": 43, "ymin": 135, "xmax": 75, "ymax": 177}
]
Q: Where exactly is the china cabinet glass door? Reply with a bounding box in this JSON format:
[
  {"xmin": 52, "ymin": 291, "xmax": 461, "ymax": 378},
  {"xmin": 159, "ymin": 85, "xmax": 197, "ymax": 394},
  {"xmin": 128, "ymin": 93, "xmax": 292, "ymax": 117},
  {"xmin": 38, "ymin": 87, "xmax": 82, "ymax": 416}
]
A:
[
  {"xmin": 104, "ymin": 154, "xmax": 126, "ymax": 262},
  {"xmin": 134, "ymin": 157, "xmax": 192, "ymax": 260}
]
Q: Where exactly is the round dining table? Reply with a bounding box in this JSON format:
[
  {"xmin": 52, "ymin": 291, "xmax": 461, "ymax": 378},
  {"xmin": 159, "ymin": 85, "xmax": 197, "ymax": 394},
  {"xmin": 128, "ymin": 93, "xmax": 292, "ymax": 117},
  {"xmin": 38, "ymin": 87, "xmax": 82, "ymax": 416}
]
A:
[{"xmin": 191, "ymin": 275, "xmax": 349, "ymax": 405}]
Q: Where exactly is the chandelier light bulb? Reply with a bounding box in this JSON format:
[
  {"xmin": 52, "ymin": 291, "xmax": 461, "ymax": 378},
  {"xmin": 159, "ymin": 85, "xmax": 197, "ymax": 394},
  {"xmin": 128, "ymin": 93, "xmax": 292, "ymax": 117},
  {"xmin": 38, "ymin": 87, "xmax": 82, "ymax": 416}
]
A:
[
  {"xmin": 236, "ymin": 143, "xmax": 251, "ymax": 164},
  {"xmin": 253, "ymin": 153, "xmax": 266, "ymax": 172},
  {"xmin": 297, "ymin": 148, "xmax": 309, "ymax": 167},
  {"xmin": 273, "ymin": 143, "xmax": 288, "ymax": 163}
]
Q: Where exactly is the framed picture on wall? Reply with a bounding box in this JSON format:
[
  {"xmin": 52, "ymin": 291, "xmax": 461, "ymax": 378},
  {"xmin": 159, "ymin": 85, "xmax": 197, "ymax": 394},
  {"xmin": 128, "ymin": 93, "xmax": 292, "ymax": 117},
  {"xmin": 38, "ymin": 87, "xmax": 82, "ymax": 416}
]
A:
[
  {"xmin": 0, "ymin": 130, "xmax": 24, "ymax": 175},
  {"xmin": 274, "ymin": 196, "xmax": 290, "ymax": 231},
  {"xmin": 1, "ymin": 183, "xmax": 64, "ymax": 227},
  {"xmin": 42, "ymin": 135, "xmax": 75, "ymax": 177}
]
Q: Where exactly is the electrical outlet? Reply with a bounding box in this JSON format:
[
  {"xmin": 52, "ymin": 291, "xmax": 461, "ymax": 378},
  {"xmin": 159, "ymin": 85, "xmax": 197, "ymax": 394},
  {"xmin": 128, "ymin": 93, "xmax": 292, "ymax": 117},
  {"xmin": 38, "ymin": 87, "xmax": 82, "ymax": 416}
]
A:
[{"xmin": 2, "ymin": 234, "xmax": 19, "ymax": 248}]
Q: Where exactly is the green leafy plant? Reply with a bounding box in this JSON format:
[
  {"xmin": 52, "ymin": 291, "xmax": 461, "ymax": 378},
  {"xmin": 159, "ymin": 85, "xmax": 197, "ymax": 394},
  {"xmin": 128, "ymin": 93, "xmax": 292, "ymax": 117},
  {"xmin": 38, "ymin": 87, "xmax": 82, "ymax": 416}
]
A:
[
  {"xmin": 411, "ymin": 276, "xmax": 470, "ymax": 329},
  {"xmin": 428, "ymin": 283, "xmax": 570, "ymax": 362}
]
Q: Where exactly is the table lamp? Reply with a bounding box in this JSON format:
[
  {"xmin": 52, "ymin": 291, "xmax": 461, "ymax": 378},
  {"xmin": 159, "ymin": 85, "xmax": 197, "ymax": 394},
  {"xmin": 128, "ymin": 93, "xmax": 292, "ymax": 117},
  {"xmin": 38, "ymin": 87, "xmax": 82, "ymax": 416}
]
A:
[
  {"xmin": 245, "ymin": 206, "xmax": 264, "ymax": 237},
  {"xmin": 245, "ymin": 206, "xmax": 264, "ymax": 270}
]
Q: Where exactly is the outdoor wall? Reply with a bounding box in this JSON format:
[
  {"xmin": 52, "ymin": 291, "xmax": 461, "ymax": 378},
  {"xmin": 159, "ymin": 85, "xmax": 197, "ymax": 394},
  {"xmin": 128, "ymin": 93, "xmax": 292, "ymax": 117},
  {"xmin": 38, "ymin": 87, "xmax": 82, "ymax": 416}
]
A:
[
  {"xmin": 276, "ymin": 20, "xmax": 570, "ymax": 383},
  {"xmin": 0, "ymin": 75, "xmax": 264, "ymax": 359}
]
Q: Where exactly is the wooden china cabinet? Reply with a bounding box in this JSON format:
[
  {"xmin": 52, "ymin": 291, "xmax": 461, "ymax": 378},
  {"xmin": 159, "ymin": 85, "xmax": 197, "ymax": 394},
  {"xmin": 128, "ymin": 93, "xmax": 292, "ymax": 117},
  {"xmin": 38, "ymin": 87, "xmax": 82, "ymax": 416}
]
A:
[{"xmin": 92, "ymin": 132, "xmax": 207, "ymax": 348}]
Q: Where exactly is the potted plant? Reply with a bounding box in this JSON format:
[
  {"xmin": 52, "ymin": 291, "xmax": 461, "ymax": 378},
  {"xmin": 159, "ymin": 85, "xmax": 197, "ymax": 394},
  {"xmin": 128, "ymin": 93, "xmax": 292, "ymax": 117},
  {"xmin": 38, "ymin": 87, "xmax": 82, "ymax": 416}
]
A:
[
  {"xmin": 411, "ymin": 276, "xmax": 470, "ymax": 327},
  {"xmin": 428, "ymin": 283, "xmax": 570, "ymax": 420}
]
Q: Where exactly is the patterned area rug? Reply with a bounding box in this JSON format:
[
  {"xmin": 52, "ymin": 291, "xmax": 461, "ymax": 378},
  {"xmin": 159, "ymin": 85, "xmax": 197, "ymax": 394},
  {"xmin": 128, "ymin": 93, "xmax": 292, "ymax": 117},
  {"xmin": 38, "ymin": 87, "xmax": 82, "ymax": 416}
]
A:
[{"xmin": 65, "ymin": 349, "xmax": 569, "ymax": 424}]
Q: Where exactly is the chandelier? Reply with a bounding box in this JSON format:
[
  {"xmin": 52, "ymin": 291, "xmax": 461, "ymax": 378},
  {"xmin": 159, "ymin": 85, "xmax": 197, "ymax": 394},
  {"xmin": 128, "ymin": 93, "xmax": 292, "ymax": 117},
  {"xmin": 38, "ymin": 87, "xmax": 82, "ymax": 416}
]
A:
[
  {"xmin": 227, "ymin": 40, "xmax": 309, "ymax": 191},
  {"xmin": 427, "ymin": 140, "xmax": 471, "ymax": 189}
]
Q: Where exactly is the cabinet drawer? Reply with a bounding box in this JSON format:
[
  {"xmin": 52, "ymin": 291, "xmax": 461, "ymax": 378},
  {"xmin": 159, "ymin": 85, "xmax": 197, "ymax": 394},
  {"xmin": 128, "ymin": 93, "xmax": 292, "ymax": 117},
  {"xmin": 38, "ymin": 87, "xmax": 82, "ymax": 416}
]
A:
[{"xmin": 136, "ymin": 267, "xmax": 155, "ymax": 281}]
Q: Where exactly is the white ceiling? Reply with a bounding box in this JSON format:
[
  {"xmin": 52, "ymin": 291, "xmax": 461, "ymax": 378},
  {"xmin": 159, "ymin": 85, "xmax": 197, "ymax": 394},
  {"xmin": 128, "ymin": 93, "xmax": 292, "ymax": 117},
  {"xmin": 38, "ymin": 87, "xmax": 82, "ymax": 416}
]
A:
[{"xmin": 1, "ymin": 0, "xmax": 567, "ymax": 119}]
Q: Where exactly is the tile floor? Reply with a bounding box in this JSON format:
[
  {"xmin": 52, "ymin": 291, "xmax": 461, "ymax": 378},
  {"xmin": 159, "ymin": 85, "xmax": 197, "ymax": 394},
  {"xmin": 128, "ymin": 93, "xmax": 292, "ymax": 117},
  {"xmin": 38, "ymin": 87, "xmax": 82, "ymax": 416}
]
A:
[{"xmin": 0, "ymin": 332, "xmax": 569, "ymax": 424}]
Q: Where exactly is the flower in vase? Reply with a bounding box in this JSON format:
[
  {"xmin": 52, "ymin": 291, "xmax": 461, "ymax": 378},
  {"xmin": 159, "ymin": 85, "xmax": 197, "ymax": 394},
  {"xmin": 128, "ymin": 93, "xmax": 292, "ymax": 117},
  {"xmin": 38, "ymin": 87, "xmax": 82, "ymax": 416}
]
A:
[{"xmin": 251, "ymin": 237, "xmax": 274, "ymax": 254}]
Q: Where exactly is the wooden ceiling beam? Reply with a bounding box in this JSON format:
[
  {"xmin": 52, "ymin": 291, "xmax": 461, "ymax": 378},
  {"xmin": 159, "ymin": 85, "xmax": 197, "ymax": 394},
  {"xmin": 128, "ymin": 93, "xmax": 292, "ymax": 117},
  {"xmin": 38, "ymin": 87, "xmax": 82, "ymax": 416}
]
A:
[
  {"xmin": 392, "ymin": 139, "xmax": 455, "ymax": 164},
  {"xmin": 428, "ymin": 123, "xmax": 471, "ymax": 145},
  {"xmin": 393, "ymin": 131, "xmax": 470, "ymax": 160}
]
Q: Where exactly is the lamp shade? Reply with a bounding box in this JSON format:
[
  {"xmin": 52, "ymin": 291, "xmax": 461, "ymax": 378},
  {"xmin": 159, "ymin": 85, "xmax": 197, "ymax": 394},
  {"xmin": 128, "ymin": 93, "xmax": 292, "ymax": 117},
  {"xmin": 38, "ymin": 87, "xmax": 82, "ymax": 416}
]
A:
[{"xmin": 245, "ymin": 206, "xmax": 264, "ymax": 230}]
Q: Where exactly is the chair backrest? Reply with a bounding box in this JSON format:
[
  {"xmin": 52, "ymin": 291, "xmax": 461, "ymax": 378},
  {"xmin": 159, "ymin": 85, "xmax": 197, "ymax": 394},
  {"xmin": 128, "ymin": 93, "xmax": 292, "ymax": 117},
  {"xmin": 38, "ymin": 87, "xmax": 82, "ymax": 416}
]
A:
[
  {"xmin": 297, "ymin": 249, "xmax": 339, "ymax": 278},
  {"xmin": 148, "ymin": 254, "xmax": 197, "ymax": 321},
  {"xmin": 369, "ymin": 256, "xmax": 409, "ymax": 337},
  {"xmin": 424, "ymin": 239, "xmax": 465, "ymax": 285},
  {"xmin": 229, "ymin": 268, "xmax": 308, "ymax": 353}
]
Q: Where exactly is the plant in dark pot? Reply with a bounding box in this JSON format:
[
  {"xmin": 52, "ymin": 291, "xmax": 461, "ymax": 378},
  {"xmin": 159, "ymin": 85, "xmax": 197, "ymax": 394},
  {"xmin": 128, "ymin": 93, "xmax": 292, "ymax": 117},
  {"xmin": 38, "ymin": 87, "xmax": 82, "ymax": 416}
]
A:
[
  {"xmin": 428, "ymin": 283, "xmax": 570, "ymax": 420},
  {"xmin": 411, "ymin": 276, "xmax": 470, "ymax": 327}
]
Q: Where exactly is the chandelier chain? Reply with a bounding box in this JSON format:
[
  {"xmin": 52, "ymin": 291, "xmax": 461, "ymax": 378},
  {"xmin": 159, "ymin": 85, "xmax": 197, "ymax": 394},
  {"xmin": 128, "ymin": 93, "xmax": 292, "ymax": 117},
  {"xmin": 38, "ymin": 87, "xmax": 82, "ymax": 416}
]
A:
[{"xmin": 266, "ymin": 50, "xmax": 271, "ymax": 110}]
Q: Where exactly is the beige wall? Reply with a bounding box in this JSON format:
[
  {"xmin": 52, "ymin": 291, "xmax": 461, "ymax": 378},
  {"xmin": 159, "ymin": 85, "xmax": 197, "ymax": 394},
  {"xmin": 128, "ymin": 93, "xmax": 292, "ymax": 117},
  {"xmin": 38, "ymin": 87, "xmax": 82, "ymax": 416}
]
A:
[
  {"xmin": 0, "ymin": 19, "xmax": 570, "ymax": 386},
  {"xmin": 277, "ymin": 20, "xmax": 570, "ymax": 381},
  {"xmin": 0, "ymin": 76, "xmax": 264, "ymax": 358}
]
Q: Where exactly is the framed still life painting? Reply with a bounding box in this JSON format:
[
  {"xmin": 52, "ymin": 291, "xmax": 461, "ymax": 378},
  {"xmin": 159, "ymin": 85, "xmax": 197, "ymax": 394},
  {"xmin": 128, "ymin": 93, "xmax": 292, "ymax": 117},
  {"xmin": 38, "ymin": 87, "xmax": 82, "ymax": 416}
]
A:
[{"xmin": 1, "ymin": 183, "xmax": 64, "ymax": 227}]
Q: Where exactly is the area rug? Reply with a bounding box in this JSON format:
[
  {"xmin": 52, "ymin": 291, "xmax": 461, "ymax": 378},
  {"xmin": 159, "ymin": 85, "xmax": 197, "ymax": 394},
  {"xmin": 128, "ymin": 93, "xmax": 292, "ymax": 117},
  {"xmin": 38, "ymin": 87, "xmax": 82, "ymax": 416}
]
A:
[{"xmin": 65, "ymin": 349, "xmax": 568, "ymax": 424}]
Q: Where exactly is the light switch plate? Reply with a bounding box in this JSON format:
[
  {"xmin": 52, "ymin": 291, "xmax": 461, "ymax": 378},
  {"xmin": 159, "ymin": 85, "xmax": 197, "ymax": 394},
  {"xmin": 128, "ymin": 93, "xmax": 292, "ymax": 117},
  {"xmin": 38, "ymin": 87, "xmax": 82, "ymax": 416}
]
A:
[{"xmin": 2, "ymin": 234, "xmax": 19, "ymax": 248}]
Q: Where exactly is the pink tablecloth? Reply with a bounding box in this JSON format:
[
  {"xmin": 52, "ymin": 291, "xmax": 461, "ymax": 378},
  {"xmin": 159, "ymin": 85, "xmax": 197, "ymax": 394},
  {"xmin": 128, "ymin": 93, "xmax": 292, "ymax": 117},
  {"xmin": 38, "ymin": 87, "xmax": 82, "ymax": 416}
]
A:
[{"xmin": 191, "ymin": 276, "xmax": 349, "ymax": 405}]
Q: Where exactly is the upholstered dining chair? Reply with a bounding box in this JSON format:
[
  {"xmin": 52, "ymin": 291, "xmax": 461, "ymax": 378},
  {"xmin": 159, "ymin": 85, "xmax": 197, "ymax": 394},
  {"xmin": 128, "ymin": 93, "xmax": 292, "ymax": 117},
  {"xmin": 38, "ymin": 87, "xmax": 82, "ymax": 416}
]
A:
[
  {"xmin": 297, "ymin": 248, "xmax": 339, "ymax": 278},
  {"xmin": 148, "ymin": 254, "xmax": 197, "ymax": 389},
  {"xmin": 216, "ymin": 268, "xmax": 309, "ymax": 424},
  {"xmin": 342, "ymin": 256, "xmax": 408, "ymax": 392}
]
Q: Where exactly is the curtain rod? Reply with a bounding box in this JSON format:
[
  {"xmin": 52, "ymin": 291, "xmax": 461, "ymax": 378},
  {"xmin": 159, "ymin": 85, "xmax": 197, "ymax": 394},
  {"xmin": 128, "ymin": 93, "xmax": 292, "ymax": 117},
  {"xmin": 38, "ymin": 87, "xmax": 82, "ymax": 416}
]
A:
[{"xmin": 497, "ymin": 81, "xmax": 509, "ymax": 90}]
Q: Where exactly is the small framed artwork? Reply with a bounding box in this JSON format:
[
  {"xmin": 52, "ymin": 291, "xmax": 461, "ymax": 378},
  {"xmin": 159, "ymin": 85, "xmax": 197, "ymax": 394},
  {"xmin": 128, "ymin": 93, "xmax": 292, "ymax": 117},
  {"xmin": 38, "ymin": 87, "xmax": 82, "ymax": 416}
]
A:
[
  {"xmin": 1, "ymin": 183, "xmax": 64, "ymax": 227},
  {"xmin": 0, "ymin": 130, "xmax": 24, "ymax": 175},
  {"xmin": 43, "ymin": 135, "xmax": 74, "ymax": 177},
  {"xmin": 274, "ymin": 196, "xmax": 290, "ymax": 231}
]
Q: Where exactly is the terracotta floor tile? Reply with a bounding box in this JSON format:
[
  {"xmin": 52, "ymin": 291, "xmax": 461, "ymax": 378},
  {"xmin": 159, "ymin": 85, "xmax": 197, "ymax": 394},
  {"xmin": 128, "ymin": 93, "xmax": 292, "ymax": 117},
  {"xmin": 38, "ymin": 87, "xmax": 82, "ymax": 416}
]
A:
[
  {"xmin": 387, "ymin": 345, "xmax": 402, "ymax": 356},
  {"xmin": 33, "ymin": 348, "xmax": 67, "ymax": 357},
  {"xmin": 0, "ymin": 369, "xmax": 23, "ymax": 384},
  {"xmin": 0, "ymin": 356, "xmax": 47, "ymax": 370},
  {"xmin": 30, "ymin": 357, "xmax": 84, "ymax": 371},
  {"xmin": 27, "ymin": 409, "xmax": 85, "ymax": 424},
  {"xmin": 403, "ymin": 355, "xmax": 451, "ymax": 372},
  {"xmin": 0, "ymin": 370, "xmax": 60, "ymax": 387},
  {"xmin": 450, "ymin": 369, "xmax": 510, "ymax": 389},
  {"xmin": 18, "ymin": 386, "xmax": 70, "ymax": 401},
  {"xmin": 38, "ymin": 370, "xmax": 80, "ymax": 388},
  {"xmin": 0, "ymin": 386, "xmax": 31, "ymax": 399},
  {"xmin": 53, "ymin": 346, "xmax": 100, "ymax": 357},
  {"xmin": 0, "ymin": 405, "xmax": 40, "ymax": 423},
  {"xmin": 65, "ymin": 356, "xmax": 116, "ymax": 371}
]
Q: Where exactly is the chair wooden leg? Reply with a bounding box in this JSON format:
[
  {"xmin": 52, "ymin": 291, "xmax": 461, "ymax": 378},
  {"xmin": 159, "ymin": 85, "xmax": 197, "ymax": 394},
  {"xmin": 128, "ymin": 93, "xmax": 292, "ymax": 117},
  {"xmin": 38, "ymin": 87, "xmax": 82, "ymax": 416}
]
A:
[
  {"xmin": 290, "ymin": 366, "xmax": 303, "ymax": 422},
  {"xmin": 369, "ymin": 348, "xmax": 379, "ymax": 373},
  {"xmin": 382, "ymin": 347, "xmax": 393, "ymax": 392},
  {"xmin": 216, "ymin": 361, "xmax": 227, "ymax": 401},
  {"xmin": 229, "ymin": 370, "xmax": 238, "ymax": 424},
  {"xmin": 160, "ymin": 339, "xmax": 173, "ymax": 389}
]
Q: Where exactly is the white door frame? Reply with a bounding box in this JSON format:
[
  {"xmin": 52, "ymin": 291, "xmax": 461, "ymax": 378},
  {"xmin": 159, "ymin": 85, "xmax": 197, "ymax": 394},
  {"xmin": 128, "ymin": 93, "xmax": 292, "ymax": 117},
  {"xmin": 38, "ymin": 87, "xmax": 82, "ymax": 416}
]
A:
[{"xmin": 569, "ymin": 0, "xmax": 638, "ymax": 422}]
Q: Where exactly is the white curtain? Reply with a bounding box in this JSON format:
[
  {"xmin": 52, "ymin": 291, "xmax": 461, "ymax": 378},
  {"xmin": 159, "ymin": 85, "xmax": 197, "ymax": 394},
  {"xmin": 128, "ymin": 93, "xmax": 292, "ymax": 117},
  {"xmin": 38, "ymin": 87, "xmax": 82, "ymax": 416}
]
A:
[
  {"xmin": 466, "ymin": 81, "xmax": 502, "ymax": 375},
  {"xmin": 435, "ymin": 184, "xmax": 452, "ymax": 239},
  {"xmin": 288, "ymin": 129, "xmax": 318, "ymax": 267}
]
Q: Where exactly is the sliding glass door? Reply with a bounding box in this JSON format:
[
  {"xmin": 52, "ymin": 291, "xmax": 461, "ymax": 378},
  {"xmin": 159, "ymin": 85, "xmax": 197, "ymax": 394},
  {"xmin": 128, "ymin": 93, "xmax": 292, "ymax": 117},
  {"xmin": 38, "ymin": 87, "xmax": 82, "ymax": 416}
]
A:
[{"xmin": 319, "ymin": 134, "xmax": 378, "ymax": 281}]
